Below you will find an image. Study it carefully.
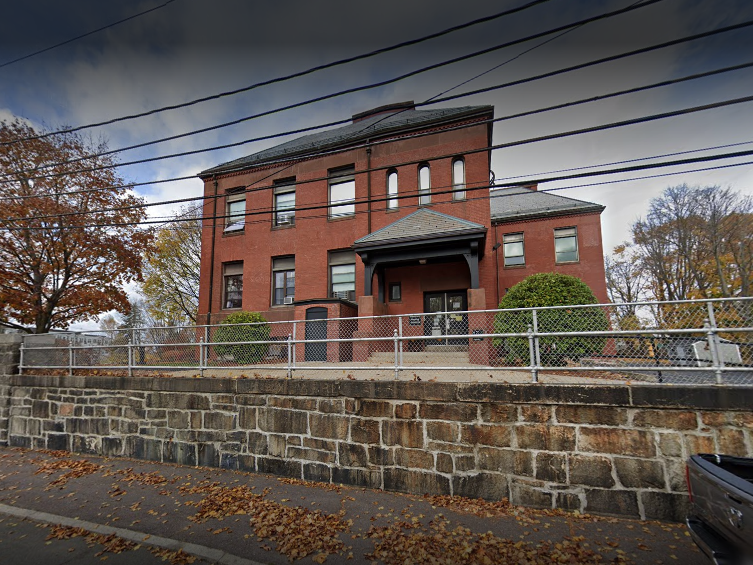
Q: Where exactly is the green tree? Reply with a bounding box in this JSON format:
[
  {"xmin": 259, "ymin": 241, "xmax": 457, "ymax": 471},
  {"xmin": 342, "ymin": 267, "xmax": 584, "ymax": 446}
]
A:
[
  {"xmin": 494, "ymin": 273, "xmax": 608, "ymax": 366},
  {"xmin": 213, "ymin": 311, "xmax": 270, "ymax": 364}
]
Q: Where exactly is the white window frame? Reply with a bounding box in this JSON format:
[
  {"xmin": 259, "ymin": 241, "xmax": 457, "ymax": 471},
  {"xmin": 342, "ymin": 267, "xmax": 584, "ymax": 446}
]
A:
[
  {"xmin": 418, "ymin": 164, "xmax": 431, "ymax": 205},
  {"xmin": 223, "ymin": 262, "xmax": 243, "ymax": 309},
  {"xmin": 273, "ymin": 182, "xmax": 295, "ymax": 227},
  {"xmin": 554, "ymin": 226, "xmax": 579, "ymax": 263},
  {"xmin": 503, "ymin": 232, "xmax": 525, "ymax": 266},
  {"xmin": 328, "ymin": 167, "xmax": 355, "ymax": 218},
  {"xmin": 272, "ymin": 256, "xmax": 295, "ymax": 305},
  {"xmin": 225, "ymin": 191, "xmax": 246, "ymax": 232},
  {"xmin": 452, "ymin": 158, "xmax": 465, "ymax": 201},
  {"xmin": 329, "ymin": 250, "xmax": 356, "ymax": 301},
  {"xmin": 387, "ymin": 170, "xmax": 398, "ymax": 210}
]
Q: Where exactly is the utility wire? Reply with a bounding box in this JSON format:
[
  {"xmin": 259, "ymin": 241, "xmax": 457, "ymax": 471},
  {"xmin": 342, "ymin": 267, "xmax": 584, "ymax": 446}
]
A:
[
  {"xmin": 6, "ymin": 57, "xmax": 750, "ymax": 183},
  {"xmin": 0, "ymin": 0, "xmax": 179, "ymax": 70},
  {"xmin": 0, "ymin": 0, "xmax": 665, "ymax": 165},
  {"xmin": 0, "ymin": 0, "xmax": 553, "ymax": 144}
]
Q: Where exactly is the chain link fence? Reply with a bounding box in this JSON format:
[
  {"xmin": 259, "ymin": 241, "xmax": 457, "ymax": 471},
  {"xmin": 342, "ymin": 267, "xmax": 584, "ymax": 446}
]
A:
[{"xmin": 19, "ymin": 297, "xmax": 753, "ymax": 384}]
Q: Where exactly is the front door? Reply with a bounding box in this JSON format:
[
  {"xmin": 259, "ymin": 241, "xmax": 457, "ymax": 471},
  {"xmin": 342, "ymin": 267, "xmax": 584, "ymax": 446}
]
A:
[
  {"xmin": 304, "ymin": 307, "xmax": 327, "ymax": 362},
  {"xmin": 424, "ymin": 291, "xmax": 468, "ymax": 346}
]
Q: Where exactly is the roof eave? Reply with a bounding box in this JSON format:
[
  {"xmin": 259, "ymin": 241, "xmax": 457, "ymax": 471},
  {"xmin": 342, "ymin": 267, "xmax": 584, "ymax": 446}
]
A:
[
  {"xmin": 353, "ymin": 227, "xmax": 487, "ymax": 251},
  {"xmin": 490, "ymin": 205, "xmax": 605, "ymax": 224}
]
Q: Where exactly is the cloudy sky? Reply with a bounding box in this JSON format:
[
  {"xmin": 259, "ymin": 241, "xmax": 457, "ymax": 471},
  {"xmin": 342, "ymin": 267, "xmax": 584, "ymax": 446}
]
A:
[{"xmin": 2, "ymin": 0, "xmax": 752, "ymax": 324}]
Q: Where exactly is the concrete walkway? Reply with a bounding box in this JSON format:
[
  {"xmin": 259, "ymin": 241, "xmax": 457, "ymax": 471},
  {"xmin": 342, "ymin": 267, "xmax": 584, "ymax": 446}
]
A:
[{"xmin": 0, "ymin": 447, "xmax": 703, "ymax": 564}]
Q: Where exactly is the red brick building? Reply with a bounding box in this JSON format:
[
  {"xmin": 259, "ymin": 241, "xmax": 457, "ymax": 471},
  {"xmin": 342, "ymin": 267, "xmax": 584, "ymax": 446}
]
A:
[{"xmin": 197, "ymin": 102, "xmax": 608, "ymax": 346}]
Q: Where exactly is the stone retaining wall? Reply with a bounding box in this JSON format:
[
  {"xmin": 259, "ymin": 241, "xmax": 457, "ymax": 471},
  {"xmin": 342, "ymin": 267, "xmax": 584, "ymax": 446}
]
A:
[{"xmin": 1, "ymin": 374, "xmax": 751, "ymax": 522}]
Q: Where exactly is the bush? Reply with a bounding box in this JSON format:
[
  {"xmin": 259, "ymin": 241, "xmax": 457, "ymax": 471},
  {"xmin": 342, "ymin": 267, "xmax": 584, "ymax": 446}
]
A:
[
  {"xmin": 213, "ymin": 311, "xmax": 270, "ymax": 364},
  {"xmin": 493, "ymin": 273, "xmax": 608, "ymax": 366}
]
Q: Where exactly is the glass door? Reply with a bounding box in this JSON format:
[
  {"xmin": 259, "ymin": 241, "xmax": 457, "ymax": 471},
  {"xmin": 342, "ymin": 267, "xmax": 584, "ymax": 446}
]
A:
[{"xmin": 423, "ymin": 291, "xmax": 468, "ymax": 345}]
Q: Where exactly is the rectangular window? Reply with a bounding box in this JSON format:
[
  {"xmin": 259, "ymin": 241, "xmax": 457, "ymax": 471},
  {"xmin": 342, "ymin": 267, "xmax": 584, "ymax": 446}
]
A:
[
  {"xmin": 418, "ymin": 164, "xmax": 431, "ymax": 205},
  {"xmin": 503, "ymin": 233, "xmax": 525, "ymax": 266},
  {"xmin": 387, "ymin": 170, "xmax": 398, "ymax": 210},
  {"xmin": 272, "ymin": 256, "xmax": 295, "ymax": 305},
  {"xmin": 225, "ymin": 191, "xmax": 245, "ymax": 232},
  {"xmin": 389, "ymin": 282, "xmax": 401, "ymax": 301},
  {"xmin": 554, "ymin": 227, "xmax": 579, "ymax": 263},
  {"xmin": 329, "ymin": 166, "xmax": 355, "ymax": 218},
  {"xmin": 274, "ymin": 181, "xmax": 295, "ymax": 227},
  {"xmin": 223, "ymin": 262, "xmax": 243, "ymax": 309},
  {"xmin": 452, "ymin": 159, "xmax": 465, "ymax": 201},
  {"xmin": 329, "ymin": 250, "xmax": 356, "ymax": 301}
]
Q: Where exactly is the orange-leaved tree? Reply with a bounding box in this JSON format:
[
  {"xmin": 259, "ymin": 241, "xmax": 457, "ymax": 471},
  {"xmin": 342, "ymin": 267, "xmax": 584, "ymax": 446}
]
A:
[{"xmin": 0, "ymin": 119, "xmax": 152, "ymax": 333}]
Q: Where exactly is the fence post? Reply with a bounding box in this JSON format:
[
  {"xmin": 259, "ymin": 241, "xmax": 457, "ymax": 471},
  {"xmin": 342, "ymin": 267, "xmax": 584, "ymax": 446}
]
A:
[
  {"xmin": 68, "ymin": 335, "xmax": 74, "ymax": 377},
  {"xmin": 527, "ymin": 324, "xmax": 538, "ymax": 383},
  {"xmin": 393, "ymin": 329, "xmax": 399, "ymax": 380},
  {"xmin": 287, "ymin": 333, "xmax": 293, "ymax": 379},
  {"xmin": 199, "ymin": 337, "xmax": 205, "ymax": 377},
  {"xmin": 704, "ymin": 315, "xmax": 723, "ymax": 385},
  {"xmin": 532, "ymin": 308, "xmax": 541, "ymax": 373},
  {"xmin": 202, "ymin": 325, "xmax": 209, "ymax": 377},
  {"xmin": 18, "ymin": 339, "xmax": 24, "ymax": 376},
  {"xmin": 127, "ymin": 329, "xmax": 133, "ymax": 378},
  {"xmin": 398, "ymin": 315, "xmax": 404, "ymax": 367},
  {"xmin": 292, "ymin": 321, "xmax": 297, "ymax": 368}
]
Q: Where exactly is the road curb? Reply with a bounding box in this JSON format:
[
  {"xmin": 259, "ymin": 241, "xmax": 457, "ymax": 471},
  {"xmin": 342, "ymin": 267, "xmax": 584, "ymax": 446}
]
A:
[{"xmin": 0, "ymin": 502, "xmax": 267, "ymax": 565}]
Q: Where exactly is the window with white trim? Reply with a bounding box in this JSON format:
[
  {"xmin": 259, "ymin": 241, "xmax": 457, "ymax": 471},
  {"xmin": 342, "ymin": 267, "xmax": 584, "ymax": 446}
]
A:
[
  {"xmin": 554, "ymin": 227, "xmax": 579, "ymax": 263},
  {"xmin": 272, "ymin": 256, "xmax": 295, "ymax": 305},
  {"xmin": 329, "ymin": 250, "xmax": 356, "ymax": 301},
  {"xmin": 503, "ymin": 233, "xmax": 525, "ymax": 266},
  {"xmin": 387, "ymin": 170, "xmax": 398, "ymax": 210},
  {"xmin": 223, "ymin": 262, "xmax": 243, "ymax": 309},
  {"xmin": 329, "ymin": 166, "xmax": 355, "ymax": 218},
  {"xmin": 418, "ymin": 164, "xmax": 431, "ymax": 205},
  {"xmin": 273, "ymin": 180, "xmax": 295, "ymax": 227},
  {"xmin": 225, "ymin": 191, "xmax": 245, "ymax": 232},
  {"xmin": 452, "ymin": 158, "xmax": 465, "ymax": 200}
]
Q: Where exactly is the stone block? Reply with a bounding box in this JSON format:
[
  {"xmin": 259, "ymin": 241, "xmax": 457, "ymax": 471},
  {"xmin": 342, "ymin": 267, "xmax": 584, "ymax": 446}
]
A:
[
  {"xmin": 46, "ymin": 433, "xmax": 68, "ymax": 451},
  {"xmin": 585, "ymin": 489, "xmax": 639, "ymax": 518},
  {"xmin": 700, "ymin": 411, "xmax": 728, "ymax": 427},
  {"xmin": 455, "ymin": 454, "xmax": 475, "ymax": 472},
  {"xmin": 268, "ymin": 435, "xmax": 287, "ymax": 457},
  {"xmin": 516, "ymin": 424, "xmax": 575, "ymax": 452},
  {"xmin": 31, "ymin": 400, "xmax": 49, "ymax": 418},
  {"xmin": 247, "ymin": 431, "xmax": 268, "ymax": 455},
  {"xmin": 477, "ymin": 448, "xmax": 532, "ymax": 476},
  {"xmin": 614, "ymin": 457, "xmax": 666, "ymax": 489},
  {"xmin": 732, "ymin": 412, "xmax": 753, "ymax": 428},
  {"xmin": 9, "ymin": 435, "xmax": 30, "ymax": 448},
  {"xmin": 43, "ymin": 420, "xmax": 64, "ymax": 433},
  {"xmin": 436, "ymin": 453, "xmax": 453, "ymax": 474},
  {"xmin": 480, "ymin": 404, "xmax": 516, "ymax": 423},
  {"xmin": 578, "ymin": 428, "xmax": 656, "ymax": 457},
  {"xmin": 197, "ymin": 443, "xmax": 218, "ymax": 467},
  {"xmin": 350, "ymin": 418, "xmax": 380, "ymax": 444},
  {"xmin": 556, "ymin": 492, "xmax": 583, "ymax": 512},
  {"xmin": 426, "ymin": 421, "xmax": 457, "ymax": 443},
  {"xmin": 461, "ymin": 424, "xmax": 511, "ymax": 447},
  {"xmin": 168, "ymin": 411, "xmax": 189, "ymax": 429},
  {"xmin": 419, "ymin": 403, "xmax": 476, "ymax": 421},
  {"xmin": 257, "ymin": 457, "xmax": 302, "ymax": 478},
  {"xmin": 511, "ymin": 483, "xmax": 552, "ymax": 508},
  {"xmin": 318, "ymin": 399, "xmax": 344, "ymax": 414},
  {"xmin": 220, "ymin": 453, "xmax": 239, "ymax": 470},
  {"xmin": 356, "ymin": 400, "xmax": 392, "ymax": 418},
  {"xmin": 453, "ymin": 473, "xmax": 508, "ymax": 501},
  {"xmin": 569, "ymin": 455, "xmax": 614, "ymax": 488},
  {"xmin": 520, "ymin": 406, "xmax": 551, "ymax": 423},
  {"xmin": 633, "ymin": 409, "xmax": 697, "ymax": 430},
  {"xmin": 667, "ymin": 459, "xmax": 688, "ymax": 492},
  {"xmin": 684, "ymin": 434, "xmax": 716, "ymax": 455},
  {"xmin": 382, "ymin": 420, "xmax": 424, "ymax": 448},
  {"xmin": 394, "ymin": 403, "xmax": 417, "ymax": 419},
  {"xmin": 148, "ymin": 393, "xmax": 210, "ymax": 410},
  {"xmin": 338, "ymin": 443, "xmax": 368, "ymax": 467},
  {"xmin": 717, "ymin": 428, "xmax": 747, "ymax": 456},
  {"xmin": 368, "ymin": 446, "xmax": 393, "ymax": 466},
  {"xmin": 535, "ymin": 452, "xmax": 567, "ymax": 483},
  {"xmin": 303, "ymin": 463, "xmax": 332, "ymax": 483},
  {"xmin": 555, "ymin": 406, "xmax": 627, "ymax": 426},
  {"xmin": 257, "ymin": 408, "xmax": 308, "ymax": 434},
  {"xmin": 204, "ymin": 412, "xmax": 236, "ymax": 430},
  {"xmin": 332, "ymin": 467, "xmax": 381, "ymax": 489},
  {"xmin": 268, "ymin": 396, "xmax": 317, "ymax": 410},
  {"xmin": 304, "ymin": 437, "xmax": 336, "ymax": 451},
  {"xmin": 641, "ymin": 491, "xmax": 689, "ymax": 522},
  {"xmin": 238, "ymin": 455, "xmax": 256, "ymax": 472},
  {"xmin": 126, "ymin": 436, "xmax": 162, "ymax": 461},
  {"xmin": 658, "ymin": 432, "xmax": 683, "ymax": 457},
  {"xmin": 384, "ymin": 468, "xmax": 450, "ymax": 496},
  {"xmin": 163, "ymin": 441, "xmax": 196, "ymax": 466},
  {"xmin": 395, "ymin": 448, "xmax": 433, "ymax": 470},
  {"xmin": 309, "ymin": 414, "xmax": 349, "ymax": 440}
]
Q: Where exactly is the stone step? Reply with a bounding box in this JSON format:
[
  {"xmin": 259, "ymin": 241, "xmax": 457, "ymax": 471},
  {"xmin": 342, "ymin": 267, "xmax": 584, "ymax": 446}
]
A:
[{"xmin": 368, "ymin": 351, "xmax": 471, "ymax": 365}]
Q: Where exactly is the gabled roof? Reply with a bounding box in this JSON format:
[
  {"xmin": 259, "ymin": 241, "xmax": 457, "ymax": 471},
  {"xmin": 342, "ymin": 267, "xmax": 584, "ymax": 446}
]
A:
[
  {"xmin": 199, "ymin": 105, "xmax": 493, "ymax": 177},
  {"xmin": 354, "ymin": 209, "xmax": 486, "ymax": 247},
  {"xmin": 490, "ymin": 186, "xmax": 604, "ymax": 223}
]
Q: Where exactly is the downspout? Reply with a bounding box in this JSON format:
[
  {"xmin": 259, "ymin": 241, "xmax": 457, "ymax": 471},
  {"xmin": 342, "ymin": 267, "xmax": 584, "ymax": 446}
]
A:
[
  {"xmin": 206, "ymin": 175, "xmax": 219, "ymax": 326},
  {"xmin": 366, "ymin": 144, "xmax": 372, "ymax": 234},
  {"xmin": 493, "ymin": 223, "xmax": 500, "ymax": 307}
]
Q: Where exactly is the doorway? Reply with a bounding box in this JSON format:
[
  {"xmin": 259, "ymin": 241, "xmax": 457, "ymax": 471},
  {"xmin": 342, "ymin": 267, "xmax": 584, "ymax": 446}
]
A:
[
  {"xmin": 304, "ymin": 307, "xmax": 327, "ymax": 361},
  {"xmin": 423, "ymin": 291, "xmax": 468, "ymax": 346}
]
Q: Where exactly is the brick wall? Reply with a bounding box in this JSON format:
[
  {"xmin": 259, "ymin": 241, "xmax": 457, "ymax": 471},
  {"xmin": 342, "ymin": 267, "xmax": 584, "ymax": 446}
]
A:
[{"xmin": 1, "ymin": 373, "xmax": 751, "ymax": 522}]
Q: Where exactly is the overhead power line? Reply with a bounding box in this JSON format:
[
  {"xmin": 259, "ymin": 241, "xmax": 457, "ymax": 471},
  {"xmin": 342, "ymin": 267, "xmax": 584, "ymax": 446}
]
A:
[
  {"xmin": 7, "ymin": 57, "xmax": 751, "ymax": 183},
  {"xmin": 0, "ymin": 0, "xmax": 665, "ymax": 165},
  {"xmin": 0, "ymin": 0, "xmax": 554, "ymax": 144},
  {"xmin": 0, "ymin": 0, "xmax": 179, "ymax": 70}
]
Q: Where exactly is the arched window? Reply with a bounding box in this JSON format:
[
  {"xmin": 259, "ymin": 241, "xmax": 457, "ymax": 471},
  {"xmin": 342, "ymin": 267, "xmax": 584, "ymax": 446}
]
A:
[
  {"xmin": 418, "ymin": 164, "xmax": 430, "ymax": 205},
  {"xmin": 387, "ymin": 170, "xmax": 398, "ymax": 209},
  {"xmin": 452, "ymin": 158, "xmax": 465, "ymax": 200}
]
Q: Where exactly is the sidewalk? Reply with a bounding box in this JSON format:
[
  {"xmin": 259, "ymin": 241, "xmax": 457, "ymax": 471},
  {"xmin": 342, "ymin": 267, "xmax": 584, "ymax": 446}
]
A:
[{"xmin": 0, "ymin": 447, "xmax": 703, "ymax": 564}]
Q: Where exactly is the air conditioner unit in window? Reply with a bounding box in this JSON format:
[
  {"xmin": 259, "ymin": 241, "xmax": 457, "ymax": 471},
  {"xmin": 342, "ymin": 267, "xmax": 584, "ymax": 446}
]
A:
[
  {"xmin": 283, "ymin": 296, "xmax": 294, "ymax": 305},
  {"xmin": 277, "ymin": 214, "xmax": 294, "ymax": 226}
]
